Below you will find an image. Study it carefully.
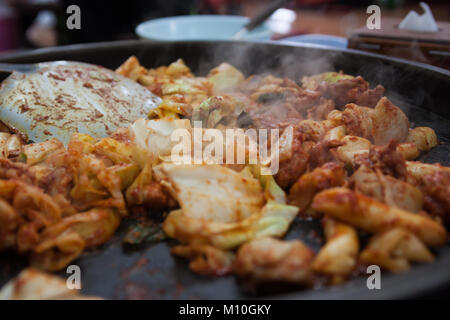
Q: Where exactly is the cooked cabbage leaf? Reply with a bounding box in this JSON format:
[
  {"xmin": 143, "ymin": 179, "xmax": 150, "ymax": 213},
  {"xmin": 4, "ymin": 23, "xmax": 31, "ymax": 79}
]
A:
[
  {"xmin": 129, "ymin": 118, "xmax": 192, "ymax": 159},
  {"xmin": 156, "ymin": 164, "xmax": 298, "ymax": 249},
  {"xmin": 302, "ymin": 72, "xmax": 354, "ymax": 90}
]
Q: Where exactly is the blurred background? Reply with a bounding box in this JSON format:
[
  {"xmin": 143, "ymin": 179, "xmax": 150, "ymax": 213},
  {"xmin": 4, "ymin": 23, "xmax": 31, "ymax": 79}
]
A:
[{"xmin": 0, "ymin": 0, "xmax": 449, "ymax": 67}]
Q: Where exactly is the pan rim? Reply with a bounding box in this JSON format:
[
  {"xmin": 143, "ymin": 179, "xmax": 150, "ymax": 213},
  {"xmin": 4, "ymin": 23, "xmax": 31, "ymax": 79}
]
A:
[
  {"xmin": 0, "ymin": 39, "xmax": 449, "ymax": 77},
  {"xmin": 0, "ymin": 40, "xmax": 449, "ymax": 300}
]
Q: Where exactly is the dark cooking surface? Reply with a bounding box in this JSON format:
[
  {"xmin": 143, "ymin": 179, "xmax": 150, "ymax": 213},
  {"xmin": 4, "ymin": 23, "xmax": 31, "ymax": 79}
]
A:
[{"xmin": 0, "ymin": 40, "xmax": 449, "ymax": 299}]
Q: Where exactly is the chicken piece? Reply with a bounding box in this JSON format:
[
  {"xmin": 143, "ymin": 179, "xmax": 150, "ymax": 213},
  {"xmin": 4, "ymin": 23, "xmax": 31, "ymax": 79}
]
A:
[
  {"xmin": 396, "ymin": 127, "xmax": 437, "ymax": 161},
  {"xmin": 296, "ymin": 120, "xmax": 327, "ymax": 142},
  {"xmin": 307, "ymin": 98, "xmax": 335, "ymax": 121},
  {"xmin": 350, "ymin": 165, "xmax": 382, "ymax": 200},
  {"xmin": 247, "ymin": 77, "xmax": 334, "ymax": 128},
  {"xmin": 396, "ymin": 142, "xmax": 420, "ymax": 160},
  {"xmin": 406, "ymin": 162, "xmax": 450, "ymax": 220},
  {"xmin": 379, "ymin": 161, "xmax": 450, "ymax": 223},
  {"xmin": 245, "ymin": 75, "xmax": 322, "ymax": 128},
  {"xmin": 172, "ymin": 244, "xmax": 235, "ymax": 276},
  {"xmin": 311, "ymin": 217, "xmax": 359, "ymax": 279},
  {"xmin": 419, "ymin": 169, "xmax": 450, "ymax": 223},
  {"xmin": 248, "ymin": 101, "xmax": 304, "ymax": 130},
  {"xmin": 354, "ymin": 85, "xmax": 385, "ymax": 108},
  {"xmin": 355, "ymin": 140, "xmax": 408, "ymax": 180},
  {"xmin": 311, "ymin": 187, "xmax": 447, "ymax": 247},
  {"xmin": 307, "ymin": 139, "xmax": 343, "ymax": 169},
  {"xmin": 275, "ymin": 132, "xmax": 314, "ymax": 188},
  {"xmin": 373, "ymin": 168, "xmax": 424, "ymax": 212},
  {"xmin": 234, "ymin": 237, "xmax": 315, "ymax": 284},
  {"xmin": 126, "ymin": 162, "xmax": 175, "ymax": 210},
  {"xmin": 406, "ymin": 127, "xmax": 438, "ymax": 152},
  {"xmin": 360, "ymin": 228, "xmax": 434, "ymax": 272},
  {"xmin": 406, "ymin": 161, "xmax": 450, "ymax": 181},
  {"xmin": 288, "ymin": 162, "xmax": 346, "ymax": 215},
  {"xmin": 342, "ymin": 97, "xmax": 409, "ymax": 145},
  {"xmin": 370, "ymin": 97, "xmax": 409, "ymax": 145},
  {"xmin": 246, "ymin": 75, "xmax": 319, "ymax": 111},
  {"xmin": 0, "ymin": 268, "xmax": 102, "ymax": 300},
  {"xmin": 351, "ymin": 165, "xmax": 423, "ymax": 213},
  {"xmin": 302, "ymin": 72, "xmax": 384, "ymax": 108},
  {"xmin": 277, "ymin": 125, "xmax": 295, "ymax": 162},
  {"xmin": 335, "ymin": 136, "xmax": 371, "ymax": 167},
  {"xmin": 341, "ymin": 104, "xmax": 374, "ymax": 139},
  {"xmin": 276, "ymin": 119, "xmax": 343, "ymax": 188}
]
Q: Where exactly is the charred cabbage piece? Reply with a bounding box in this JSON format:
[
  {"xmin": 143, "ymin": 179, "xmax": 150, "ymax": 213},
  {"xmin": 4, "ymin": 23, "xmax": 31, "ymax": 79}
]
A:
[
  {"xmin": 123, "ymin": 220, "xmax": 168, "ymax": 246},
  {"xmin": 208, "ymin": 63, "xmax": 245, "ymax": 94},
  {"xmin": 192, "ymin": 95, "xmax": 245, "ymax": 128},
  {"xmin": 129, "ymin": 118, "xmax": 192, "ymax": 159},
  {"xmin": 302, "ymin": 72, "xmax": 354, "ymax": 90},
  {"xmin": 155, "ymin": 164, "xmax": 298, "ymax": 249}
]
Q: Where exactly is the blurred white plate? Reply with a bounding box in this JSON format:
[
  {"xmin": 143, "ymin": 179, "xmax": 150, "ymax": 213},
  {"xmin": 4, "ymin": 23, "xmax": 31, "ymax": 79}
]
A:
[
  {"xmin": 136, "ymin": 15, "xmax": 272, "ymax": 41},
  {"xmin": 279, "ymin": 34, "xmax": 348, "ymax": 49}
]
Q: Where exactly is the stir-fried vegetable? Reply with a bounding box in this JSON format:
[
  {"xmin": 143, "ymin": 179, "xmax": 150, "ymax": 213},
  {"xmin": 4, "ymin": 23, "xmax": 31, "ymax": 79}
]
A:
[{"xmin": 156, "ymin": 164, "xmax": 298, "ymax": 249}]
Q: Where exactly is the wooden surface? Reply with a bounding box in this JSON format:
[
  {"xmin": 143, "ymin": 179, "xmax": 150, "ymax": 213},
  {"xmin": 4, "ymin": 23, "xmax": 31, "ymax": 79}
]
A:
[
  {"xmin": 351, "ymin": 17, "xmax": 450, "ymax": 44},
  {"xmin": 241, "ymin": 1, "xmax": 450, "ymax": 68},
  {"xmin": 241, "ymin": 1, "xmax": 450, "ymax": 38}
]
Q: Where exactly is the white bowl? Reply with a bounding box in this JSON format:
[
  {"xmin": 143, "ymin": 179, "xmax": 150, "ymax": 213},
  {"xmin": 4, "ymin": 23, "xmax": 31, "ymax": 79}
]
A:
[
  {"xmin": 136, "ymin": 15, "xmax": 272, "ymax": 41},
  {"xmin": 279, "ymin": 34, "xmax": 348, "ymax": 49}
]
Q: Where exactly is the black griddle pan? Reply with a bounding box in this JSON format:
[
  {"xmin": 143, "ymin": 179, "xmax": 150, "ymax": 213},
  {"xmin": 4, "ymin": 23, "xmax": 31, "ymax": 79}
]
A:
[{"xmin": 0, "ymin": 40, "xmax": 449, "ymax": 299}]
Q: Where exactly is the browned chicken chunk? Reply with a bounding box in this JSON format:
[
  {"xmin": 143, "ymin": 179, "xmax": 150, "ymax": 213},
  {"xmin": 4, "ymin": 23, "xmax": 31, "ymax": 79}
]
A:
[{"xmin": 234, "ymin": 237, "xmax": 315, "ymax": 284}]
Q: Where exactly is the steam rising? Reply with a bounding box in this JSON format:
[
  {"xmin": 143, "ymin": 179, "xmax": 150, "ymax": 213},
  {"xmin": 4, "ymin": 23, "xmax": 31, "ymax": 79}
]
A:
[{"xmin": 131, "ymin": 40, "xmax": 447, "ymax": 132}]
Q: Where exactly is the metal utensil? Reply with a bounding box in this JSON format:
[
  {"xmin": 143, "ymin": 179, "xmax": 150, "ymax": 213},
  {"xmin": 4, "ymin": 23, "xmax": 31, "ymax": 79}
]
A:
[
  {"xmin": 0, "ymin": 61, "xmax": 161, "ymax": 144},
  {"xmin": 232, "ymin": 0, "xmax": 288, "ymax": 40}
]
